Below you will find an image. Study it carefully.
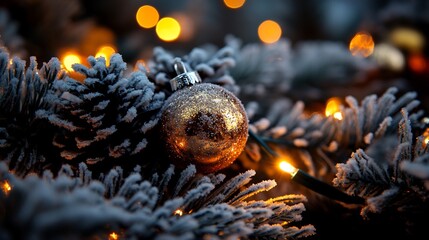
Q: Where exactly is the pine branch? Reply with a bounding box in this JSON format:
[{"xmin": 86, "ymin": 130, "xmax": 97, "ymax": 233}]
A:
[
  {"xmin": 228, "ymin": 36, "xmax": 293, "ymax": 98},
  {"xmin": 333, "ymin": 109, "xmax": 429, "ymax": 230},
  {"xmin": 242, "ymin": 88, "xmax": 423, "ymax": 175},
  {"xmin": 0, "ymin": 162, "xmax": 314, "ymax": 239}
]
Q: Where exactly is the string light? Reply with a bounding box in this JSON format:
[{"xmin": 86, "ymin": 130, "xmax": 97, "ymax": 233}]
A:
[
  {"xmin": 325, "ymin": 97, "xmax": 343, "ymax": 120},
  {"xmin": 174, "ymin": 209, "xmax": 184, "ymax": 216},
  {"xmin": 2, "ymin": 181, "xmax": 12, "ymax": 194},
  {"xmin": 258, "ymin": 20, "xmax": 282, "ymax": 44},
  {"xmin": 109, "ymin": 232, "xmax": 119, "ymax": 240},
  {"xmin": 249, "ymin": 130, "xmax": 364, "ymax": 204},
  {"xmin": 224, "ymin": 0, "xmax": 246, "ymax": 9},
  {"xmin": 156, "ymin": 17, "xmax": 181, "ymax": 42},
  {"xmin": 136, "ymin": 5, "xmax": 159, "ymax": 29},
  {"xmin": 349, "ymin": 32, "xmax": 374, "ymax": 57},
  {"xmin": 279, "ymin": 160, "xmax": 298, "ymax": 176},
  {"xmin": 423, "ymin": 128, "xmax": 429, "ymax": 147},
  {"xmin": 95, "ymin": 45, "xmax": 116, "ymax": 66},
  {"xmin": 62, "ymin": 52, "xmax": 81, "ymax": 72}
]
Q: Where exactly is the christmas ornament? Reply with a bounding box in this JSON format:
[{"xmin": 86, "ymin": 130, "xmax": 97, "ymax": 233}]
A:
[{"xmin": 160, "ymin": 58, "xmax": 248, "ymax": 173}]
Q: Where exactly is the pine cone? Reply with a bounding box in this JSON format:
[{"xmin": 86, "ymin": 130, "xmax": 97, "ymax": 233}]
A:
[
  {"xmin": 0, "ymin": 49, "xmax": 62, "ymax": 175},
  {"xmin": 39, "ymin": 54, "xmax": 165, "ymax": 167}
]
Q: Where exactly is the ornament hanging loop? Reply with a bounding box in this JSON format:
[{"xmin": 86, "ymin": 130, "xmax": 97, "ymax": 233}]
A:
[
  {"xmin": 170, "ymin": 58, "xmax": 201, "ymax": 91},
  {"xmin": 174, "ymin": 58, "xmax": 187, "ymax": 75}
]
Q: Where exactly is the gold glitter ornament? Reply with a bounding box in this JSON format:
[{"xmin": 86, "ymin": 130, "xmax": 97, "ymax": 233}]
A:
[{"xmin": 159, "ymin": 59, "xmax": 248, "ymax": 173}]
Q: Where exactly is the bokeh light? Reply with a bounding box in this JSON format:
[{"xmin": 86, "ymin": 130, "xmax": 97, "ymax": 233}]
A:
[
  {"xmin": 325, "ymin": 97, "xmax": 343, "ymax": 120},
  {"xmin": 258, "ymin": 20, "xmax": 282, "ymax": 44},
  {"xmin": 2, "ymin": 181, "xmax": 11, "ymax": 194},
  {"xmin": 389, "ymin": 27, "xmax": 425, "ymax": 53},
  {"xmin": 373, "ymin": 43, "xmax": 405, "ymax": 72},
  {"xmin": 408, "ymin": 54, "xmax": 427, "ymax": 73},
  {"xmin": 349, "ymin": 32, "xmax": 375, "ymax": 57},
  {"xmin": 224, "ymin": 0, "xmax": 246, "ymax": 9},
  {"xmin": 95, "ymin": 45, "xmax": 116, "ymax": 65},
  {"xmin": 80, "ymin": 27, "xmax": 115, "ymax": 57},
  {"xmin": 109, "ymin": 232, "xmax": 119, "ymax": 240},
  {"xmin": 172, "ymin": 13, "xmax": 194, "ymax": 41},
  {"xmin": 62, "ymin": 52, "xmax": 81, "ymax": 72},
  {"xmin": 156, "ymin": 17, "xmax": 181, "ymax": 42},
  {"xmin": 423, "ymin": 128, "xmax": 429, "ymax": 147},
  {"xmin": 136, "ymin": 5, "xmax": 159, "ymax": 29}
]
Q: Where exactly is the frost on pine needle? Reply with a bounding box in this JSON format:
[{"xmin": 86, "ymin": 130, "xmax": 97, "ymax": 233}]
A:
[
  {"xmin": 227, "ymin": 36, "xmax": 293, "ymax": 98},
  {"xmin": 0, "ymin": 162, "xmax": 314, "ymax": 239},
  {"xmin": 333, "ymin": 109, "xmax": 429, "ymax": 232},
  {"xmin": 147, "ymin": 44, "xmax": 239, "ymax": 96},
  {"xmin": 38, "ymin": 54, "xmax": 165, "ymax": 166},
  {"xmin": 290, "ymin": 41, "xmax": 373, "ymax": 100},
  {"xmin": 248, "ymin": 100, "xmax": 329, "ymax": 149},
  {"xmin": 242, "ymin": 88, "xmax": 423, "ymax": 176},
  {"xmin": 330, "ymin": 87, "xmax": 422, "ymax": 150},
  {"xmin": 0, "ymin": 49, "xmax": 64, "ymax": 175},
  {"xmin": 241, "ymin": 99, "xmax": 333, "ymax": 176}
]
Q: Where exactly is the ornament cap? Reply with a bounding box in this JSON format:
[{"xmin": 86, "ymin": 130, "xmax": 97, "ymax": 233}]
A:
[{"xmin": 170, "ymin": 58, "xmax": 201, "ymax": 91}]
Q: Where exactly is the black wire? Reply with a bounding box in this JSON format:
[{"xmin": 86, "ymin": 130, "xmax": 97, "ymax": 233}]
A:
[{"xmin": 248, "ymin": 129, "xmax": 365, "ymax": 204}]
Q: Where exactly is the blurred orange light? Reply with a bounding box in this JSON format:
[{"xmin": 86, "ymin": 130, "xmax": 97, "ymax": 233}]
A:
[
  {"xmin": 423, "ymin": 128, "xmax": 429, "ymax": 147},
  {"xmin": 136, "ymin": 5, "xmax": 159, "ymax": 29},
  {"xmin": 325, "ymin": 97, "xmax": 343, "ymax": 120},
  {"xmin": 80, "ymin": 27, "xmax": 115, "ymax": 57},
  {"xmin": 95, "ymin": 45, "xmax": 116, "ymax": 66},
  {"xmin": 224, "ymin": 0, "xmax": 246, "ymax": 9},
  {"xmin": 109, "ymin": 232, "xmax": 119, "ymax": 240},
  {"xmin": 2, "ymin": 181, "xmax": 12, "ymax": 195},
  {"xmin": 349, "ymin": 32, "xmax": 375, "ymax": 57},
  {"xmin": 408, "ymin": 54, "xmax": 426, "ymax": 73},
  {"xmin": 156, "ymin": 17, "xmax": 181, "ymax": 42},
  {"xmin": 258, "ymin": 20, "xmax": 282, "ymax": 44},
  {"xmin": 279, "ymin": 160, "xmax": 298, "ymax": 176},
  {"xmin": 62, "ymin": 52, "xmax": 81, "ymax": 72},
  {"xmin": 172, "ymin": 13, "xmax": 194, "ymax": 41},
  {"xmin": 174, "ymin": 209, "xmax": 184, "ymax": 216}
]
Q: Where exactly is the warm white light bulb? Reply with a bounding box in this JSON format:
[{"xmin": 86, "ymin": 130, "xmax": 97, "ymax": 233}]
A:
[{"xmin": 279, "ymin": 160, "xmax": 298, "ymax": 176}]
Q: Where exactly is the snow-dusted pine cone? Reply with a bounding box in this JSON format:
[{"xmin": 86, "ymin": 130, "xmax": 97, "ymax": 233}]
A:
[
  {"xmin": 0, "ymin": 49, "xmax": 62, "ymax": 175},
  {"xmin": 37, "ymin": 54, "xmax": 165, "ymax": 166}
]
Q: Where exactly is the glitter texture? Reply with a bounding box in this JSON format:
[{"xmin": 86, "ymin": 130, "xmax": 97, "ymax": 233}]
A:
[{"xmin": 160, "ymin": 83, "xmax": 248, "ymax": 173}]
